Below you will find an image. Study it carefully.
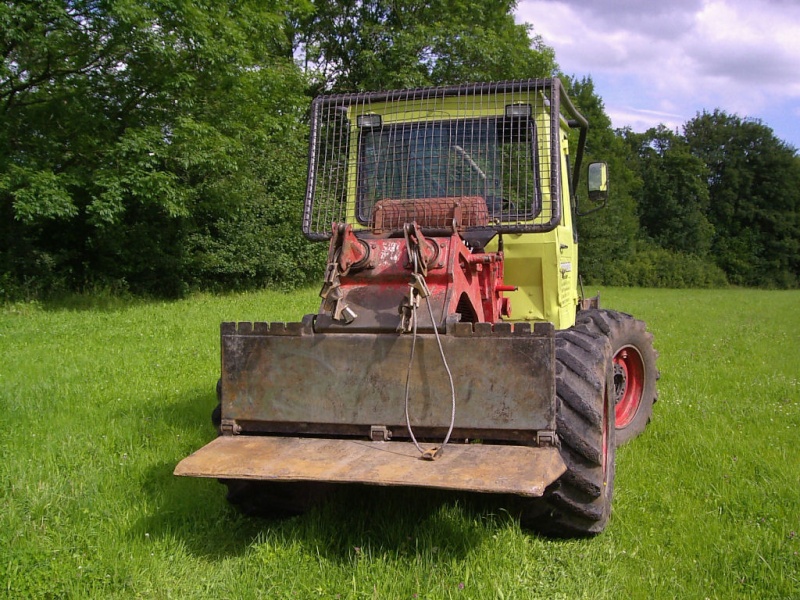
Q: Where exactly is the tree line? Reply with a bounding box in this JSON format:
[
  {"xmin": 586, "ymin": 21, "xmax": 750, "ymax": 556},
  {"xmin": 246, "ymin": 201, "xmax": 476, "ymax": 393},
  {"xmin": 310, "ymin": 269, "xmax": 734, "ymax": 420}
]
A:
[{"xmin": 2, "ymin": 0, "xmax": 798, "ymax": 300}]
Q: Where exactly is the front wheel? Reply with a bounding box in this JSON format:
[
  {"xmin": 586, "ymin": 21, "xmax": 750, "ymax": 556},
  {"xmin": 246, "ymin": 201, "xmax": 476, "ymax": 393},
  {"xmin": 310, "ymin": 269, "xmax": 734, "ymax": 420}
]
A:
[
  {"xmin": 577, "ymin": 309, "xmax": 659, "ymax": 445},
  {"xmin": 522, "ymin": 326, "xmax": 616, "ymax": 536}
]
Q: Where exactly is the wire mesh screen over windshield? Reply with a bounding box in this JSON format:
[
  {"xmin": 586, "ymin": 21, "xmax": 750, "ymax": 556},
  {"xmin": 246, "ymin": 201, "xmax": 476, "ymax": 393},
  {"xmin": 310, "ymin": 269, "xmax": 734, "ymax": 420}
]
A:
[
  {"xmin": 303, "ymin": 80, "xmax": 562, "ymax": 239},
  {"xmin": 358, "ymin": 117, "xmax": 539, "ymax": 224}
]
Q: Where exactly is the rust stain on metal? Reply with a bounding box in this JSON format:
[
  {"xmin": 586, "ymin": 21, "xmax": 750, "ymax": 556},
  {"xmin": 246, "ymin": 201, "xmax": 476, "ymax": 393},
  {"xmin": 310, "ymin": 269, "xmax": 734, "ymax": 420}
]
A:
[
  {"xmin": 221, "ymin": 322, "xmax": 556, "ymax": 437},
  {"xmin": 174, "ymin": 436, "xmax": 566, "ymax": 497}
]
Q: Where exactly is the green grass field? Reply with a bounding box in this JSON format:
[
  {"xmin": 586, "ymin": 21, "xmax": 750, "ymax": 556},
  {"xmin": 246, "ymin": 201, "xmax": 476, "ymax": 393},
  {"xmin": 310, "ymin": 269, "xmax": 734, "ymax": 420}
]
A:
[{"xmin": 2, "ymin": 288, "xmax": 799, "ymax": 599}]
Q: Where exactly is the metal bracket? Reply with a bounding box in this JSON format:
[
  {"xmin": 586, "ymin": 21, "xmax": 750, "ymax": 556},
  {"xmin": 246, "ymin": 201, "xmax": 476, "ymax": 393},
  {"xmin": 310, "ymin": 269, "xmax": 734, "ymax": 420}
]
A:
[
  {"xmin": 536, "ymin": 430, "xmax": 559, "ymax": 448},
  {"xmin": 319, "ymin": 223, "xmax": 366, "ymax": 324},
  {"xmin": 370, "ymin": 425, "xmax": 392, "ymax": 442},
  {"xmin": 221, "ymin": 419, "xmax": 242, "ymax": 436},
  {"xmin": 403, "ymin": 221, "xmax": 439, "ymax": 276},
  {"xmin": 578, "ymin": 276, "xmax": 601, "ymax": 311}
]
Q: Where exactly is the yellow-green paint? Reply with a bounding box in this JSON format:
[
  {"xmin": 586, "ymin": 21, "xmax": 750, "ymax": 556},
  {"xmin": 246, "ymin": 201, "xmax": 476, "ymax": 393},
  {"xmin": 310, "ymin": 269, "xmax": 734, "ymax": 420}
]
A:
[
  {"xmin": 345, "ymin": 92, "xmax": 556, "ymax": 229},
  {"xmin": 484, "ymin": 120, "xmax": 579, "ymax": 331},
  {"xmin": 343, "ymin": 90, "xmax": 581, "ymax": 330}
]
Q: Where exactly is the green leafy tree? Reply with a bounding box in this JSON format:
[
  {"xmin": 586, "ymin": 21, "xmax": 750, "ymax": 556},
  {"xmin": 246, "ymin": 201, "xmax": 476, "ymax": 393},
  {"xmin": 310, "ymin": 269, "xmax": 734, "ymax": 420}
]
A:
[
  {"xmin": 564, "ymin": 77, "xmax": 641, "ymax": 285},
  {"xmin": 1, "ymin": 0, "xmax": 562, "ymax": 299},
  {"xmin": 624, "ymin": 125, "xmax": 714, "ymax": 257},
  {"xmin": 564, "ymin": 81, "xmax": 725, "ymax": 288},
  {"xmin": 684, "ymin": 110, "xmax": 800, "ymax": 287},
  {"xmin": 1, "ymin": 0, "xmax": 318, "ymax": 297},
  {"xmin": 296, "ymin": 0, "xmax": 557, "ymax": 92}
]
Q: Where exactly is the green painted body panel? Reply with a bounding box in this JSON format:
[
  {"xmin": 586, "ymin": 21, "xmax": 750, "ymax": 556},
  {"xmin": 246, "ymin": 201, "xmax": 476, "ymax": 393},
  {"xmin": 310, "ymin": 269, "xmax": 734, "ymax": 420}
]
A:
[
  {"xmin": 487, "ymin": 127, "xmax": 579, "ymax": 330},
  {"xmin": 330, "ymin": 83, "xmax": 582, "ymax": 330}
]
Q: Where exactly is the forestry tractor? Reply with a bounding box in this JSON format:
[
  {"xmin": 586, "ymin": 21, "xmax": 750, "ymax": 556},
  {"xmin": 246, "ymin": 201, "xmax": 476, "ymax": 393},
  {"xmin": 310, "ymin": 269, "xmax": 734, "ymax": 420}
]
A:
[{"xmin": 175, "ymin": 79, "xmax": 659, "ymax": 535}]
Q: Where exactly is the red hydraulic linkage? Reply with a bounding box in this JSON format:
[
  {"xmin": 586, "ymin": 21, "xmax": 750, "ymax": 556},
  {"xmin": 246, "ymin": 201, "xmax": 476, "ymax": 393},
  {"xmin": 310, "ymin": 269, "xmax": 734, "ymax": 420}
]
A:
[
  {"xmin": 319, "ymin": 223, "xmax": 373, "ymax": 323},
  {"xmin": 319, "ymin": 222, "xmax": 515, "ymax": 330}
]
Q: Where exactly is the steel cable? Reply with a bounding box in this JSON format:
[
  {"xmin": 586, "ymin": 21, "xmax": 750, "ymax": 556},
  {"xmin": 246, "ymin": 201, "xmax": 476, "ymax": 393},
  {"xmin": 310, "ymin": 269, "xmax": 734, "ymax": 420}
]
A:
[{"xmin": 403, "ymin": 254, "xmax": 457, "ymax": 459}]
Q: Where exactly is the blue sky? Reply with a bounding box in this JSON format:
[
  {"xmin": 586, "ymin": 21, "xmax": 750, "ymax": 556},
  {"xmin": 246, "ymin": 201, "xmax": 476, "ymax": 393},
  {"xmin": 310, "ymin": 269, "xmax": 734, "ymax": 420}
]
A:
[{"xmin": 516, "ymin": 0, "xmax": 800, "ymax": 151}]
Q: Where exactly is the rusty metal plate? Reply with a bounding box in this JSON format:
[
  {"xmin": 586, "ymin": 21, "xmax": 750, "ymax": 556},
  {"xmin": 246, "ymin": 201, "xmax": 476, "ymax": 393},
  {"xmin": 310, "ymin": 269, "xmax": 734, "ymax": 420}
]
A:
[
  {"xmin": 174, "ymin": 436, "xmax": 566, "ymax": 497},
  {"xmin": 221, "ymin": 321, "xmax": 555, "ymax": 437}
]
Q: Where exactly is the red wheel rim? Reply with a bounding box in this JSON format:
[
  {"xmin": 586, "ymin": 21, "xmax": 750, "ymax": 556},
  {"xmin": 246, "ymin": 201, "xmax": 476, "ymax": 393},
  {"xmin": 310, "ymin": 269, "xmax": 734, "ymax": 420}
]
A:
[
  {"xmin": 613, "ymin": 345, "xmax": 645, "ymax": 429},
  {"xmin": 602, "ymin": 387, "xmax": 609, "ymax": 481}
]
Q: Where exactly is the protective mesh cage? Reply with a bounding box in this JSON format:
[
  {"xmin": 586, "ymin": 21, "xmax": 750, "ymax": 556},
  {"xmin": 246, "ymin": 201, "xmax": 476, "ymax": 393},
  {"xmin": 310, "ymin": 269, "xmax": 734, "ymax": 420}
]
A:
[{"xmin": 303, "ymin": 79, "xmax": 565, "ymax": 240}]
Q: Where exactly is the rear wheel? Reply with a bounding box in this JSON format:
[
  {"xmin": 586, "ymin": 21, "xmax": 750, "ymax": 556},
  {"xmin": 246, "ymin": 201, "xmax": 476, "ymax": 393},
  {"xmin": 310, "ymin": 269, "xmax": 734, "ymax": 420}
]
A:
[
  {"xmin": 577, "ymin": 309, "xmax": 659, "ymax": 445},
  {"xmin": 522, "ymin": 327, "xmax": 616, "ymax": 536}
]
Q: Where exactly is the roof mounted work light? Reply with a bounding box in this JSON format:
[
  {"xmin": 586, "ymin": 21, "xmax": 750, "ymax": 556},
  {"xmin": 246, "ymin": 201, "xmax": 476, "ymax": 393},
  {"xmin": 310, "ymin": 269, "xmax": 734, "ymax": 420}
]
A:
[
  {"xmin": 505, "ymin": 103, "xmax": 532, "ymax": 118},
  {"xmin": 357, "ymin": 114, "xmax": 383, "ymax": 128}
]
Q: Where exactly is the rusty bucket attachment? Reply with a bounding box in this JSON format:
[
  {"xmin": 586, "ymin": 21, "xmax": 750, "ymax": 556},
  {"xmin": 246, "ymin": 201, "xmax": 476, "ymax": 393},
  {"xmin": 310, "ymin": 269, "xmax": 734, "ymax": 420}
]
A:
[
  {"xmin": 175, "ymin": 437, "xmax": 566, "ymax": 497},
  {"xmin": 175, "ymin": 317, "xmax": 565, "ymax": 498}
]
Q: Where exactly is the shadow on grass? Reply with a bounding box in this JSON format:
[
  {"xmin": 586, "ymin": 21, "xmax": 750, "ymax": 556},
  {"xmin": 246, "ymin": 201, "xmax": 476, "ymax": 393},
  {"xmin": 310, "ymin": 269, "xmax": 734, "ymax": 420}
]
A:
[
  {"xmin": 135, "ymin": 474, "xmax": 502, "ymax": 562},
  {"xmin": 125, "ymin": 387, "xmax": 262, "ymax": 559},
  {"xmin": 132, "ymin": 460, "xmax": 263, "ymax": 558},
  {"xmin": 130, "ymin": 386, "xmax": 544, "ymax": 563},
  {"xmin": 34, "ymin": 291, "xmax": 155, "ymax": 313},
  {"xmin": 130, "ymin": 398, "xmax": 523, "ymax": 561},
  {"xmin": 288, "ymin": 485, "xmax": 517, "ymax": 562},
  {"xmin": 134, "ymin": 461, "xmax": 528, "ymax": 563}
]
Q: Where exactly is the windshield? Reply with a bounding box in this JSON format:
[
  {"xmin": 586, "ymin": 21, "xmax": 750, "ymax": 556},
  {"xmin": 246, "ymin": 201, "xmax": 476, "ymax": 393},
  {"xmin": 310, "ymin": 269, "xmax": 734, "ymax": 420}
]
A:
[{"xmin": 357, "ymin": 117, "xmax": 540, "ymax": 224}]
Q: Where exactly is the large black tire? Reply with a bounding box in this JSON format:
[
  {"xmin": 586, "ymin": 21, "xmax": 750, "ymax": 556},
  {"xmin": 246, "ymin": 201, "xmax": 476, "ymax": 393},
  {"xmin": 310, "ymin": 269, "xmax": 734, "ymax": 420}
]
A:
[
  {"xmin": 523, "ymin": 325, "xmax": 616, "ymax": 536},
  {"xmin": 576, "ymin": 309, "xmax": 659, "ymax": 445}
]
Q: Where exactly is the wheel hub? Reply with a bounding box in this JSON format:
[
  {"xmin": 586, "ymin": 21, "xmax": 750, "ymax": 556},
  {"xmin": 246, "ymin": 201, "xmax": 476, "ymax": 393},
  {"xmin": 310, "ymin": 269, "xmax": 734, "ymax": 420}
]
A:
[
  {"xmin": 613, "ymin": 355, "xmax": 628, "ymax": 404},
  {"xmin": 613, "ymin": 346, "xmax": 645, "ymax": 429}
]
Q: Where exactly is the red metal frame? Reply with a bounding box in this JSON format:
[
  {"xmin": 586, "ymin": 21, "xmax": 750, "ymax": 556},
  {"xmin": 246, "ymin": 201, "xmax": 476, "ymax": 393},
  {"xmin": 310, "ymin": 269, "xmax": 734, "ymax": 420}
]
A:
[{"xmin": 325, "ymin": 223, "xmax": 512, "ymax": 329}]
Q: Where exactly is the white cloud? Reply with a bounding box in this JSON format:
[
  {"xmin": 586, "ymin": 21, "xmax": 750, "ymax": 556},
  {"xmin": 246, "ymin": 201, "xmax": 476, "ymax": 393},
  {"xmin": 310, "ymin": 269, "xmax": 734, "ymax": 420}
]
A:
[{"xmin": 516, "ymin": 0, "xmax": 800, "ymax": 147}]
